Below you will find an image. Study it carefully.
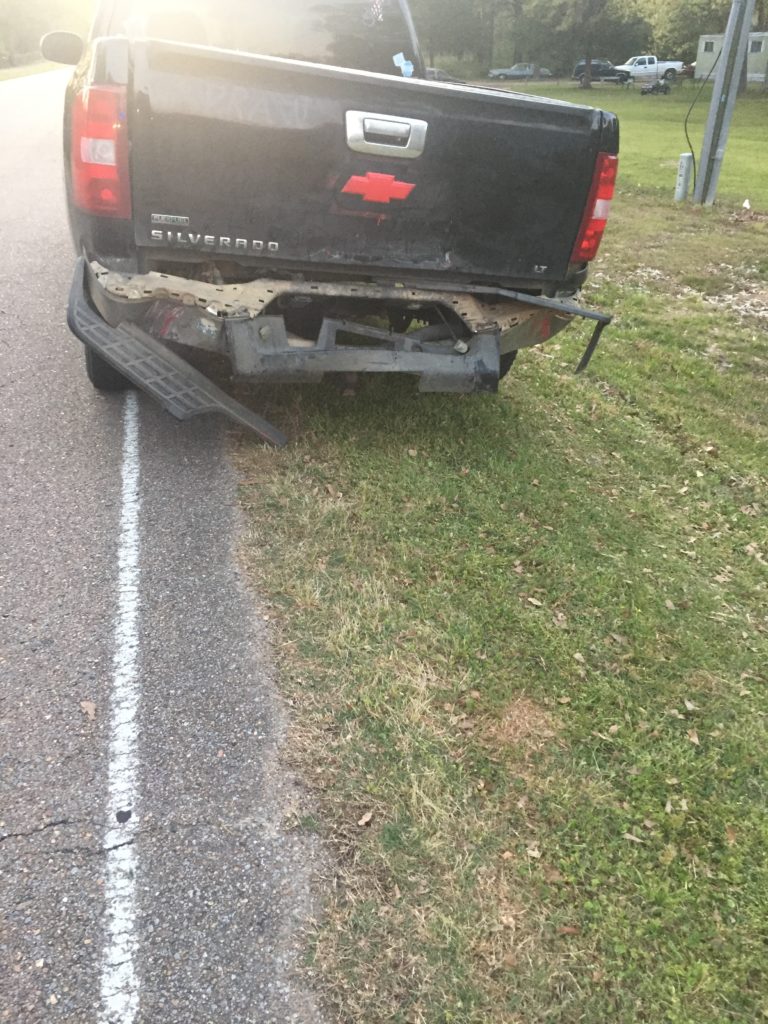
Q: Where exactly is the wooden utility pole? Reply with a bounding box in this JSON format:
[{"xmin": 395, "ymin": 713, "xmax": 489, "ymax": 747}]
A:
[{"xmin": 694, "ymin": 0, "xmax": 755, "ymax": 205}]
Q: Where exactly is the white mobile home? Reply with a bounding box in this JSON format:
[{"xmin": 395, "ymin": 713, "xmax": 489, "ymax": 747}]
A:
[{"xmin": 696, "ymin": 32, "xmax": 768, "ymax": 82}]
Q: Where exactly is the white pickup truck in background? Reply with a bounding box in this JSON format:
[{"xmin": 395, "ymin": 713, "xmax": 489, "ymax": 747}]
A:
[{"xmin": 614, "ymin": 55, "xmax": 685, "ymax": 82}]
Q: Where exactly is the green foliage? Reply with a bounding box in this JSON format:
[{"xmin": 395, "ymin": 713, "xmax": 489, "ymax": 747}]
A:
[
  {"xmin": 631, "ymin": 0, "xmax": 731, "ymax": 61},
  {"xmin": 411, "ymin": 0, "xmax": 651, "ymax": 73}
]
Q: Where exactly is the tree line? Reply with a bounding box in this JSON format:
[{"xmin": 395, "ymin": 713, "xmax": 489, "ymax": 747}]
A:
[
  {"xmin": 411, "ymin": 0, "xmax": 768, "ymax": 74},
  {"xmin": 2, "ymin": 0, "xmax": 766, "ymax": 72}
]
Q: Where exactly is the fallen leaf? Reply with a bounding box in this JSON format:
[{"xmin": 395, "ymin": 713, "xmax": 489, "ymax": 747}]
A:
[
  {"xmin": 573, "ymin": 652, "xmax": 585, "ymax": 664},
  {"xmin": 527, "ymin": 597, "xmax": 543, "ymax": 608},
  {"xmin": 526, "ymin": 844, "xmax": 542, "ymax": 859},
  {"xmin": 608, "ymin": 724, "xmax": 620, "ymax": 735},
  {"xmin": 357, "ymin": 811, "xmax": 374, "ymax": 827},
  {"xmin": 393, "ymin": 884, "xmax": 402, "ymax": 900},
  {"xmin": 684, "ymin": 699, "xmax": 698, "ymax": 712},
  {"xmin": 35, "ymin": 959, "xmax": 44, "ymax": 969},
  {"xmin": 557, "ymin": 925, "xmax": 580, "ymax": 935},
  {"xmin": 80, "ymin": 700, "xmax": 96, "ymax": 721},
  {"xmin": 48, "ymin": 995, "xmax": 58, "ymax": 1006},
  {"xmin": 726, "ymin": 826, "xmax": 737, "ymax": 846},
  {"xmin": 557, "ymin": 696, "xmax": 571, "ymax": 705},
  {"xmin": 407, "ymin": 449, "xmax": 418, "ymax": 458},
  {"xmin": 501, "ymin": 850, "xmax": 514, "ymax": 861},
  {"xmin": 543, "ymin": 866, "xmax": 565, "ymax": 883},
  {"xmin": 665, "ymin": 799, "xmax": 673, "ymax": 814},
  {"xmin": 665, "ymin": 599, "xmax": 676, "ymax": 611},
  {"xmin": 687, "ymin": 729, "xmax": 700, "ymax": 746},
  {"xmin": 623, "ymin": 832, "xmax": 644, "ymax": 844}
]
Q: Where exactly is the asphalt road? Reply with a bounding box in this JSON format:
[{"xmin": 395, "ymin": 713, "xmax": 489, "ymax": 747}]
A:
[{"xmin": 0, "ymin": 71, "xmax": 323, "ymax": 1024}]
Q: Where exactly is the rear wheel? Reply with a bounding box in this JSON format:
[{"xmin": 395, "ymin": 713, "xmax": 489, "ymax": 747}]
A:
[
  {"xmin": 84, "ymin": 347, "xmax": 131, "ymax": 392},
  {"xmin": 499, "ymin": 350, "xmax": 518, "ymax": 380},
  {"xmin": 664, "ymin": 68, "xmax": 677, "ymax": 81},
  {"xmin": 497, "ymin": 74, "xmax": 508, "ymax": 80}
]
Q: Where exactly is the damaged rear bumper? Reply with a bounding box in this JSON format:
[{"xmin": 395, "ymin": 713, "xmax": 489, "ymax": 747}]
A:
[{"xmin": 67, "ymin": 257, "xmax": 612, "ymax": 440}]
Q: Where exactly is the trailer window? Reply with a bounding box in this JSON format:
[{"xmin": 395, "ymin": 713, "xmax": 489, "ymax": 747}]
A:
[{"xmin": 109, "ymin": 0, "xmax": 421, "ymax": 76}]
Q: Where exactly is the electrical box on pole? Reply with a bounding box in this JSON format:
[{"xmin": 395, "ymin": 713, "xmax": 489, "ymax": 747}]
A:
[{"xmin": 694, "ymin": 0, "xmax": 755, "ymax": 206}]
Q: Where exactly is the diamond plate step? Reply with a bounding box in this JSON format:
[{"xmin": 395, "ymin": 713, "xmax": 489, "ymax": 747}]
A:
[{"xmin": 68, "ymin": 259, "xmax": 287, "ymax": 447}]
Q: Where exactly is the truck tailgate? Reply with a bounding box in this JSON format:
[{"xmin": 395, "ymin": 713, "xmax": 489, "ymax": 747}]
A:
[{"xmin": 129, "ymin": 41, "xmax": 618, "ymax": 287}]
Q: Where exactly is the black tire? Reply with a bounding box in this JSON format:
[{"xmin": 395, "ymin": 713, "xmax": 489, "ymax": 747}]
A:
[
  {"xmin": 84, "ymin": 346, "xmax": 131, "ymax": 392},
  {"xmin": 663, "ymin": 68, "xmax": 677, "ymax": 82},
  {"xmin": 499, "ymin": 350, "xmax": 518, "ymax": 380}
]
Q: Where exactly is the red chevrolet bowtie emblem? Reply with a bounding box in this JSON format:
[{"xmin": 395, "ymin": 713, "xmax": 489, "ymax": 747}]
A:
[{"xmin": 341, "ymin": 172, "xmax": 416, "ymax": 204}]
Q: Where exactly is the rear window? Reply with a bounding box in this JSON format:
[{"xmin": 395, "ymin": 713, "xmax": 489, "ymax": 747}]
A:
[{"xmin": 108, "ymin": 0, "xmax": 421, "ymax": 76}]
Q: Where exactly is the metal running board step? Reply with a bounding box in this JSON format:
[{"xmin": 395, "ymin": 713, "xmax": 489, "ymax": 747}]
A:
[{"xmin": 68, "ymin": 259, "xmax": 287, "ymax": 447}]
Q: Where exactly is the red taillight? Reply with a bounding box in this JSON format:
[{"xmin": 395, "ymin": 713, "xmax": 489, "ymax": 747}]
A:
[
  {"xmin": 571, "ymin": 153, "xmax": 618, "ymax": 263},
  {"xmin": 71, "ymin": 85, "xmax": 131, "ymax": 219}
]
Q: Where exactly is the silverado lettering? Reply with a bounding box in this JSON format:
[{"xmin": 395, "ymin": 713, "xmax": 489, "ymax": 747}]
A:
[{"xmin": 149, "ymin": 231, "xmax": 280, "ymax": 253}]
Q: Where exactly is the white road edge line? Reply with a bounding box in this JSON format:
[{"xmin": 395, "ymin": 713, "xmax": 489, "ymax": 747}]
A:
[{"xmin": 100, "ymin": 391, "xmax": 141, "ymax": 1023}]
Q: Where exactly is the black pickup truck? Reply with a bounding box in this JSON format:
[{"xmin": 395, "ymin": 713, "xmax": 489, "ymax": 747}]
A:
[{"xmin": 43, "ymin": 0, "xmax": 618, "ymax": 446}]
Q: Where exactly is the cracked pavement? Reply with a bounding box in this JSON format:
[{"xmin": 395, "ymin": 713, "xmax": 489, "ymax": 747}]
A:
[{"xmin": 1, "ymin": 71, "xmax": 324, "ymax": 1023}]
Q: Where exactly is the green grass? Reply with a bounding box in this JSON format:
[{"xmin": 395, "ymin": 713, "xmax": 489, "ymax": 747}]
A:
[
  {"xmin": 234, "ymin": 102, "xmax": 768, "ymax": 1022},
  {"xmin": 485, "ymin": 80, "xmax": 768, "ymax": 211},
  {"xmin": 0, "ymin": 62, "xmax": 56, "ymax": 81}
]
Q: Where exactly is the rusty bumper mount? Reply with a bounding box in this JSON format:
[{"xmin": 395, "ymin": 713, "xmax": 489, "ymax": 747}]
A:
[{"xmin": 68, "ymin": 257, "xmax": 612, "ymax": 446}]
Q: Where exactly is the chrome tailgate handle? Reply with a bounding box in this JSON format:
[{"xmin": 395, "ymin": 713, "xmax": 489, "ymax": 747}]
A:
[{"xmin": 346, "ymin": 110, "xmax": 428, "ymax": 159}]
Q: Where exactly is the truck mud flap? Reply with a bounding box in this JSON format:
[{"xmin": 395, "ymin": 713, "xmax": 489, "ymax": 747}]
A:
[{"xmin": 67, "ymin": 259, "xmax": 287, "ymax": 447}]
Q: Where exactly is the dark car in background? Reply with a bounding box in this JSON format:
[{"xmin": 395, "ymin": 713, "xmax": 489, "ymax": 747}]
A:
[
  {"xmin": 488, "ymin": 63, "xmax": 553, "ymax": 81},
  {"xmin": 572, "ymin": 58, "xmax": 624, "ymax": 83}
]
